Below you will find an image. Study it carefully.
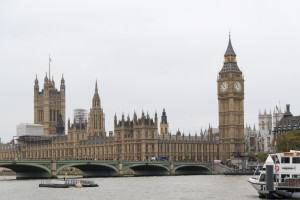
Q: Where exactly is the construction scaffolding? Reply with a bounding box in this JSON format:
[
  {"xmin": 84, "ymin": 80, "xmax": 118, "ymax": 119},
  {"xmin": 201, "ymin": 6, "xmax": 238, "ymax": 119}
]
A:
[{"xmin": 74, "ymin": 108, "xmax": 87, "ymax": 123}]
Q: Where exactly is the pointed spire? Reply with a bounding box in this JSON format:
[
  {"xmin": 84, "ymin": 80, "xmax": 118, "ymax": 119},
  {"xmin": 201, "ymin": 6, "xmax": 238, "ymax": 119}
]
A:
[
  {"xmin": 220, "ymin": 34, "xmax": 241, "ymax": 74},
  {"xmin": 95, "ymin": 80, "xmax": 98, "ymax": 94},
  {"xmin": 114, "ymin": 113, "xmax": 117, "ymax": 125},
  {"xmin": 35, "ymin": 74, "xmax": 39, "ymax": 85},
  {"xmin": 44, "ymin": 72, "xmax": 48, "ymax": 82},
  {"xmin": 92, "ymin": 80, "xmax": 100, "ymax": 108},
  {"xmin": 122, "ymin": 113, "xmax": 125, "ymax": 121},
  {"xmin": 51, "ymin": 76, "xmax": 55, "ymax": 86},
  {"xmin": 142, "ymin": 110, "xmax": 145, "ymax": 118},
  {"xmin": 224, "ymin": 34, "xmax": 236, "ymax": 57},
  {"xmin": 133, "ymin": 111, "xmax": 137, "ymax": 123},
  {"xmin": 61, "ymin": 74, "xmax": 65, "ymax": 84}
]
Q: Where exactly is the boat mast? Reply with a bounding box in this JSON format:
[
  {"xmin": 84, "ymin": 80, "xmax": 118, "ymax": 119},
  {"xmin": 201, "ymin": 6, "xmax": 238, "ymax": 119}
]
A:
[{"xmin": 274, "ymin": 141, "xmax": 277, "ymax": 184}]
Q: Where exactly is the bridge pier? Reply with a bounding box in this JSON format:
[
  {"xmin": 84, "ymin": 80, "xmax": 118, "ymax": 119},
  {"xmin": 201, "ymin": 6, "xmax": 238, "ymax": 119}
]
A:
[
  {"xmin": 170, "ymin": 162, "xmax": 175, "ymax": 175},
  {"xmin": 118, "ymin": 160, "xmax": 124, "ymax": 177},
  {"xmin": 51, "ymin": 160, "xmax": 57, "ymax": 178}
]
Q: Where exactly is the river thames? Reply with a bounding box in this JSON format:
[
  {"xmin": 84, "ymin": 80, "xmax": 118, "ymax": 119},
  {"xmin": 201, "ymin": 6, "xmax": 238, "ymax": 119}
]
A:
[{"xmin": 0, "ymin": 175, "xmax": 259, "ymax": 200}]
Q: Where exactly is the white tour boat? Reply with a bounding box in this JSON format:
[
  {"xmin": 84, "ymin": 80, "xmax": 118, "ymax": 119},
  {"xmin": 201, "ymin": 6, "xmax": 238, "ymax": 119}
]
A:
[{"xmin": 248, "ymin": 150, "xmax": 300, "ymax": 198}]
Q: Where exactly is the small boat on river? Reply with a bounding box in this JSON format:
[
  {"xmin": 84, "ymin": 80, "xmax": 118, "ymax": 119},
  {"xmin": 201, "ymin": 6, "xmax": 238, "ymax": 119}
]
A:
[{"xmin": 39, "ymin": 179, "xmax": 99, "ymax": 188}]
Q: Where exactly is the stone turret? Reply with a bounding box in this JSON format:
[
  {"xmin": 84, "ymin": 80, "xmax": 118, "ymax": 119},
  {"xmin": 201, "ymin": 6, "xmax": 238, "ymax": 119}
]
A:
[
  {"xmin": 34, "ymin": 73, "xmax": 65, "ymax": 135},
  {"xmin": 88, "ymin": 80, "xmax": 105, "ymax": 137},
  {"xmin": 160, "ymin": 108, "xmax": 169, "ymax": 135}
]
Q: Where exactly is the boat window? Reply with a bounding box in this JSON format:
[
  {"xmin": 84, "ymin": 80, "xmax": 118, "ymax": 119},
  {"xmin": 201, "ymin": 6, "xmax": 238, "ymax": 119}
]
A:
[
  {"xmin": 271, "ymin": 155, "xmax": 280, "ymax": 163},
  {"xmin": 274, "ymin": 174, "xmax": 279, "ymax": 183},
  {"xmin": 281, "ymin": 157, "xmax": 290, "ymax": 164},
  {"xmin": 292, "ymin": 157, "xmax": 300, "ymax": 164},
  {"xmin": 259, "ymin": 174, "xmax": 266, "ymax": 182},
  {"xmin": 292, "ymin": 175, "xmax": 300, "ymax": 178},
  {"xmin": 281, "ymin": 174, "xmax": 290, "ymax": 183}
]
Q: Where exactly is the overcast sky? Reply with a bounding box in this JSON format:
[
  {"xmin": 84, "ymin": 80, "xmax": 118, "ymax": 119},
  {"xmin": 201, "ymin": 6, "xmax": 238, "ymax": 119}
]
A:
[{"xmin": 0, "ymin": 0, "xmax": 300, "ymax": 142}]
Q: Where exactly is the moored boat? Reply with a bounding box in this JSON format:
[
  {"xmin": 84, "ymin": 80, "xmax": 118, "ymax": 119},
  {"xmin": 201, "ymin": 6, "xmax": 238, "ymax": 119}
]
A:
[
  {"xmin": 39, "ymin": 179, "xmax": 98, "ymax": 188},
  {"xmin": 248, "ymin": 150, "xmax": 300, "ymax": 199}
]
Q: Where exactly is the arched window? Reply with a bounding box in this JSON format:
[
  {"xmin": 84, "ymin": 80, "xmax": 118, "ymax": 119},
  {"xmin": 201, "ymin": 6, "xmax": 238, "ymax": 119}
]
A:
[
  {"xmin": 99, "ymin": 116, "xmax": 101, "ymax": 129},
  {"xmin": 145, "ymin": 131, "xmax": 148, "ymax": 139}
]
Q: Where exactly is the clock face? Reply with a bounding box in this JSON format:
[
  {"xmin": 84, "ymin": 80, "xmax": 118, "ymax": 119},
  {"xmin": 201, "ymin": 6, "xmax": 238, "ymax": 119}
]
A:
[
  {"xmin": 234, "ymin": 81, "xmax": 242, "ymax": 92},
  {"xmin": 220, "ymin": 82, "xmax": 228, "ymax": 92}
]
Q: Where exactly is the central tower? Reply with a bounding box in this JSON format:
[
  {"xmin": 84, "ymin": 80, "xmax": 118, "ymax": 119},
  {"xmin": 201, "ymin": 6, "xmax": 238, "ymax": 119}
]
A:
[
  {"xmin": 34, "ymin": 74, "xmax": 65, "ymax": 135},
  {"xmin": 88, "ymin": 81, "xmax": 105, "ymax": 137},
  {"xmin": 217, "ymin": 36, "xmax": 245, "ymax": 161}
]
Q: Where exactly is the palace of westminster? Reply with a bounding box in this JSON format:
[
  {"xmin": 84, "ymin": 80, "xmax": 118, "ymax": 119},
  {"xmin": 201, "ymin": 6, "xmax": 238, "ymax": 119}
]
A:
[{"xmin": 1, "ymin": 37, "xmax": 287, "ymax": 162}]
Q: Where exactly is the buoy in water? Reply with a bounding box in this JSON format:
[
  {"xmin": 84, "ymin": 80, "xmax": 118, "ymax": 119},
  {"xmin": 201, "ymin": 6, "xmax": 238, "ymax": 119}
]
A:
[{"xmin": 75, "ymin": 183, "xmax": 82, "ymax": 188}]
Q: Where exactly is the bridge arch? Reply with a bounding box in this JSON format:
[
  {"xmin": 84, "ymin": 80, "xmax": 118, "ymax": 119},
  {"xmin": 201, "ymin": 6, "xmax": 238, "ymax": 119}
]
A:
[
  {"xmin": 0, "ymin": 163, "xmax": 51, "ymax": 179},
  {"xmin": 124, "ymin": 164, "xmax": 170, "ymax": 176},
  {"xmin": 57, "ymin": 163, "xmax": 118, "ymax": 177},
  {"xmin": 174, "ymin": 165, "xmax": 211, "ymax": 175}
]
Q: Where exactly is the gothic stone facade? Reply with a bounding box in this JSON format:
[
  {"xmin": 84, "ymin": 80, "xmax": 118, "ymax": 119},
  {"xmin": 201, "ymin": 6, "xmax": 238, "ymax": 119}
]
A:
[
  {"xmin": 217, "ymin": 37, "xmax": 245, "ymax": 161},
  {"xmin": 34, "ymin": 74, "xmax": 65, "ymax": 135},
  {"xmin": 0, "ymin": 78, "xmax": 219, "ymax": 162}
]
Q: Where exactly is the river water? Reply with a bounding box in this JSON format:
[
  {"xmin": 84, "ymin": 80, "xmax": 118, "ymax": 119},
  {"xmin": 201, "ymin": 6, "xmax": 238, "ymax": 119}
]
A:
[{"xmin": 0, "ymin": 175, "xmax": 260, "ymax": 200}]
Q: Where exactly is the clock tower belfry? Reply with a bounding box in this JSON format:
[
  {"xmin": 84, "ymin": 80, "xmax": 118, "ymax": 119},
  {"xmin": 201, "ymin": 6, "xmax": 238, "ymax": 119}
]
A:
[{"xmin": 217, "ymin": 36, "xmax": 245, "ymax": 162}]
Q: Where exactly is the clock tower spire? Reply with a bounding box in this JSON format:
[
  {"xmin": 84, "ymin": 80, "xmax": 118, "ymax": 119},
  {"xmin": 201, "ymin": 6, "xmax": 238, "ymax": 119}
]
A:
[{"xmin": 217, "ymin": 35, "xmax": 245, "ymax": 162}]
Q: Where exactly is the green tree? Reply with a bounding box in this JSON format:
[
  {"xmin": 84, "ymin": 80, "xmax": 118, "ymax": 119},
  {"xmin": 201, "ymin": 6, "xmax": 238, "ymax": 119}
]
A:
[
  {"xmin": 213, "ymin": 132, "xmax": 219, "ymax": 137},
  {"xmin": 247, "ymin": 151, "xmax": 255, "ymax": 161},
  {"xmin": 257, "ymin": 152, "xmax": 268, "ymax": 163},
  {"xmin": 274, "ymin": 129, "xmax": 300, "ymax": 152}
]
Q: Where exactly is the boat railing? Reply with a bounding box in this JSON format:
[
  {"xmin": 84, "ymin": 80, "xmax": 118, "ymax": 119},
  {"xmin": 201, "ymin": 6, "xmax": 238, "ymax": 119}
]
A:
[
  {"xmin": 278, "ymin": 178, "xmax": 300, "ymax": 188},
  {"xmin": 40, "ymin": 179, "xmax": 95, "ymax": 185},
  {"xmin": 40, "ymin": 180, "xmax": 65, "ymax": 184},
  {"xmin": 64, "ymin": 179, "xmax": 95, "ymax": 185}
]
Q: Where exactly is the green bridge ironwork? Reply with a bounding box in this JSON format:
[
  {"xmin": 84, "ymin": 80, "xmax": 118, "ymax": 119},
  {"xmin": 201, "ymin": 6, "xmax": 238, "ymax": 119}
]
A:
[{"xmin": 0, "ymin": 159, "xmax": 212, "ymax": 179}]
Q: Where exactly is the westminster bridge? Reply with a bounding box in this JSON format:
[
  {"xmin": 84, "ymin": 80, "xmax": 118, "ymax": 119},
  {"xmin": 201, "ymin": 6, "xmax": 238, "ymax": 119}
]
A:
[{"xmin": 0, "ymin": 159, "xmax": 217, "ymax": 179}]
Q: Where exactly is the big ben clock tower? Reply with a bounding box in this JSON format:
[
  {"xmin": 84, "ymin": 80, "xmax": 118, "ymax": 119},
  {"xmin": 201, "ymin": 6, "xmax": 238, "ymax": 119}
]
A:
[{"xmin": 217, "ymin": 35, "xmax": 245, "ymax": 162}]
